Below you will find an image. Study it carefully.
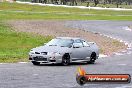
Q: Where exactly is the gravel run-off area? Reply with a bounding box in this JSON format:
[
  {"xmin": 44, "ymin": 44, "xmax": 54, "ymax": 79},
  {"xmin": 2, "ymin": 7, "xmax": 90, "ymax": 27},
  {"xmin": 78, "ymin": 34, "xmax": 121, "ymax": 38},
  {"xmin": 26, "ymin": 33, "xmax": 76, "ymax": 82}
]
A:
[{"xmin": 8, "ymin": 20, "xmax": 127, "ymax": 55}]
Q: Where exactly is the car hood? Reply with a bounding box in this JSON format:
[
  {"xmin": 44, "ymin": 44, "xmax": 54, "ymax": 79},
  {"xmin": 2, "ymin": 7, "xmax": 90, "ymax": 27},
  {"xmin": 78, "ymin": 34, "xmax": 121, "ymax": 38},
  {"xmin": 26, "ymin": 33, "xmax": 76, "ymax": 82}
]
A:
[{"xmin": 31, "ymin": 45, "xmax": 71, "ymax": 53}]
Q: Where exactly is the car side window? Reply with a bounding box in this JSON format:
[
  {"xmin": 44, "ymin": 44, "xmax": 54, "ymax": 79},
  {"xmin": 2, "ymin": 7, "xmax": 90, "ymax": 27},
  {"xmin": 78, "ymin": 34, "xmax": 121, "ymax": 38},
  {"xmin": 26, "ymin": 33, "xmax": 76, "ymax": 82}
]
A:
[
  {"xmin": 82, "ymin": 41, "xmax": 90, "ymax": 47},
  {"xmin": 74, "ymin": 39, "xmax": 83, "ymax": 47}
]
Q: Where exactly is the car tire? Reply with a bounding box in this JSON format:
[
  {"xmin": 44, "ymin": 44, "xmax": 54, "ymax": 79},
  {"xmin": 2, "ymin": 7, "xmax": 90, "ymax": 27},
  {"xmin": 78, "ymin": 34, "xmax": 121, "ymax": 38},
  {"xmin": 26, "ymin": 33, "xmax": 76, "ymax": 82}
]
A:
[
  {"xmin": 88, "ymin": 53, "xmax": 96, "ymax": 64},
  {"xmin": 62, "ymin": 54, "xmax": 70, "ymax": 66},
  {"xmin": 32, "ymin": 61, "xmax": 40, "ymax": 65}
]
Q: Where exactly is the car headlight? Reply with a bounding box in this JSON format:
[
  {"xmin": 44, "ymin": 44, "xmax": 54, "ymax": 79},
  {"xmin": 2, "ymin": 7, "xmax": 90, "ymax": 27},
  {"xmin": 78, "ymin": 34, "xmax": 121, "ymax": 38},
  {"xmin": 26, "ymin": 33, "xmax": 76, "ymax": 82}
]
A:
[{"xmin": 29, "ymin": 50, "xmax": 35, "ymax": 54}]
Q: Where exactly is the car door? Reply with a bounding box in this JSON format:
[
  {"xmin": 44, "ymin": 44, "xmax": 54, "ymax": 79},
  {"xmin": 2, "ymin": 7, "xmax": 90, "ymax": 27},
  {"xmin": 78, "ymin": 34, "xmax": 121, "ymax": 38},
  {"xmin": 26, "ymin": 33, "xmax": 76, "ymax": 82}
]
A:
[
  {"xmin": 71, "ymin": 39, "xmax": 87, "ymax": 61},
  {"xmin": 82, "ymin": 40, "xmax": 92, "ymax": 60}
]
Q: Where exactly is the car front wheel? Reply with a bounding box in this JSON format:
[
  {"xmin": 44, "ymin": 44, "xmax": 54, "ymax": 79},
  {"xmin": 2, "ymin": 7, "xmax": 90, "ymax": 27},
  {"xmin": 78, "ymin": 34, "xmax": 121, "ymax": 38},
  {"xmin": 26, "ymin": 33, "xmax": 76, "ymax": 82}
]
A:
[
  {"xmin": 62, "ymin": 54, "xmax": 70, "ymax": 66},
  {"xmin": 88, "ymin": 53, "xmax": 96, "ymax": 64}
]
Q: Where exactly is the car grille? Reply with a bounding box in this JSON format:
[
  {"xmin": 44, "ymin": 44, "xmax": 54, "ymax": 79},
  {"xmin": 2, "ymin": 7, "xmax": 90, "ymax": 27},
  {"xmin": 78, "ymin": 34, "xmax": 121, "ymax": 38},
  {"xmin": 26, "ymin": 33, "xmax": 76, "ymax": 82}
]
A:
[{"xmin": 33, "ymin": 56, "xmax": 47, "ymax": 61}]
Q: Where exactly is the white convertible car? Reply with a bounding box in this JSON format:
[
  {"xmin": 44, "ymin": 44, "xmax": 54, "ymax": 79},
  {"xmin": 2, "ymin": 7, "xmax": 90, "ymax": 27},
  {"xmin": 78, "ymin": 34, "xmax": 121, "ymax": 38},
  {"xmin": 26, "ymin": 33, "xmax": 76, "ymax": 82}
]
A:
[{"xmin": 29, "ymin": 37, "xmax": 99, "ymax": 65}]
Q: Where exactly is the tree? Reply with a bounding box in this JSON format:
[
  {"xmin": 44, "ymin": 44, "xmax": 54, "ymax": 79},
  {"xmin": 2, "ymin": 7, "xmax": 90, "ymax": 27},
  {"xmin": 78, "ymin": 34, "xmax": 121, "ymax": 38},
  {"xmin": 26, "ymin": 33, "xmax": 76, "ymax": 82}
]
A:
[
  {"xmin": 94, "ymin": 0, "xmax": 99, "ymax": 7},
  {"xmin": 107, "ymin": 0, "xmax": 112, "ymax": 4},
  {"xmin": 70, "ymin": 0, "xmax": 77, "ymax": 6},
  {"xmin": 116, "ymin": 0, "xmax": 119, "ymax": 8},
  {"xmin": 127, "ymin": 0, "xmax": 131, "ymax": 5}
]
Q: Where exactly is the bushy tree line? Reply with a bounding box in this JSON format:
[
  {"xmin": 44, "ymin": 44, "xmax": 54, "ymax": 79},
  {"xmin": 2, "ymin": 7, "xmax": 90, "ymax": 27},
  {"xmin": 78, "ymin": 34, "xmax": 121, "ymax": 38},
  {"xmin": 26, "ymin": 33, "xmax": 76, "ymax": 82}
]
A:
[{"xmin": 31, "ymin": 0, "xmax": 132, "ymax": 7}]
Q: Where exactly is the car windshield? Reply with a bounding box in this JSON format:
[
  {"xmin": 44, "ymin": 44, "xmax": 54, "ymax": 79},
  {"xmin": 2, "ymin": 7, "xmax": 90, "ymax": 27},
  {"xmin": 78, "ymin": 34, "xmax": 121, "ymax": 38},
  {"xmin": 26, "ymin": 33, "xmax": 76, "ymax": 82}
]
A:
[{"xmin": 46, "ymin": 38, "xmax": 74, "ymax": 47}]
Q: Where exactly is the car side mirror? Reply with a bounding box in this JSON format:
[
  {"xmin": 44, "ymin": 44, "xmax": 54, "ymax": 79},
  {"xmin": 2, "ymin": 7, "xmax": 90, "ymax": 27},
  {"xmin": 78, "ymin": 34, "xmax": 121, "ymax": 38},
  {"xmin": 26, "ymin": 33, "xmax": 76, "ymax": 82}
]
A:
[{"xmin": 73, "ymin": 43, "xmax": 81, "ymax": 48}]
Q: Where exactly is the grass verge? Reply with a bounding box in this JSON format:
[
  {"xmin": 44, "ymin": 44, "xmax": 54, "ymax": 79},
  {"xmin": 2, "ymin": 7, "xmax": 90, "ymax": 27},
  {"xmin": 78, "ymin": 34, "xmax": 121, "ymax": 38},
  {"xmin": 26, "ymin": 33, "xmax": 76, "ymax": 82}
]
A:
[
  {"xmin": 0, "ymin": 21, "xmax": 52, "ymax": 63},
  {"xmin": 0, "ymin": 2, "xmax": 132, "ymax": 20}
]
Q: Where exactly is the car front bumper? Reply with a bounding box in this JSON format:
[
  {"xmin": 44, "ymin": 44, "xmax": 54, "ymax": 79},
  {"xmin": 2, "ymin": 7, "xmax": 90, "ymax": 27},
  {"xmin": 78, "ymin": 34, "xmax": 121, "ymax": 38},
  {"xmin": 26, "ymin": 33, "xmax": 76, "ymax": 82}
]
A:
[{"xmin": 29, "ymin": 54, "xmax": 63, "ymax": 64}]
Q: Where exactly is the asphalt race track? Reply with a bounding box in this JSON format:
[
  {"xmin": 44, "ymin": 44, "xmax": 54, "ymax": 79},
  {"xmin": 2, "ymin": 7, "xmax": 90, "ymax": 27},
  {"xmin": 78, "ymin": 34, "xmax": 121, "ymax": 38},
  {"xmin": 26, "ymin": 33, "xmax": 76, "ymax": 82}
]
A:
[{"xmin": 0, "ymin": 21, "xmax": 132, "ymax": 88}]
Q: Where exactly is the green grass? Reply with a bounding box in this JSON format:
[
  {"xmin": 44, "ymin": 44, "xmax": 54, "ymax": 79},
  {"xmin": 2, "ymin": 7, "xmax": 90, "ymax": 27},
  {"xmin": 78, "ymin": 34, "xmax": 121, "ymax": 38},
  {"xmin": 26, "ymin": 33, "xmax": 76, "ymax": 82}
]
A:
[
  {"xmin": 0, "ymin": 2, "xmax": 132, "ymax": 20},
  {"xmin": 0, "ymin": 22, "xmax": 52, "ymax": 63},
  {"xmin": 0, "ymin": 10, "xmax": 132, "ymax": 20}
]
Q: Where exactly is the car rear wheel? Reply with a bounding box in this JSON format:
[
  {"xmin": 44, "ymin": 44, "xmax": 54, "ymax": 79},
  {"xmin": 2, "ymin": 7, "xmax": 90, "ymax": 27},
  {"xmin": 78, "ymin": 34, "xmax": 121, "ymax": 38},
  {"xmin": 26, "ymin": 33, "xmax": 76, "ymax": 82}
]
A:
[
  {"xmin": 62, "ymin": 54, "xmax": 70, "ymax": 66},
  {"xmin": 88, "ymin": 53, "xmax": 96, "ymax": 64},
  {"xmin": 32, "ymin": 61, "xmax": 40, "ymax": 65}
]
